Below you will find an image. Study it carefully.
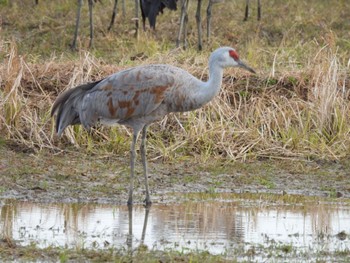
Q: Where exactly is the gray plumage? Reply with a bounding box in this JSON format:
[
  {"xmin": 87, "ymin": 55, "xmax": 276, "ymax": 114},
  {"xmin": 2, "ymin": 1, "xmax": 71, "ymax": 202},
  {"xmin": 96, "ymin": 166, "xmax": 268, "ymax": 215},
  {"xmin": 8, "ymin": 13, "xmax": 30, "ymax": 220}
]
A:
[
  {"xmin": 51, "ymin": 47, "xmax": 255, "ymax": 206},
  {"xmin": 52, "ymin": 80, "xmax": 103, "ymax": 136}
]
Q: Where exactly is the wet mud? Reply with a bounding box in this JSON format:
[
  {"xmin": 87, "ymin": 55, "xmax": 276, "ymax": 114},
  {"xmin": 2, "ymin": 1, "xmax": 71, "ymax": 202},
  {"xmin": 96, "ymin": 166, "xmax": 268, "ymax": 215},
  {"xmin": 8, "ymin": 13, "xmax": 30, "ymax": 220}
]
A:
[
  {"xmin": 1, "ymin": 146, "xmax": 350, "ymax": 261},
  {"xmin": 1, "ymin": 146, "xmax": 350, "ymax": 204}
]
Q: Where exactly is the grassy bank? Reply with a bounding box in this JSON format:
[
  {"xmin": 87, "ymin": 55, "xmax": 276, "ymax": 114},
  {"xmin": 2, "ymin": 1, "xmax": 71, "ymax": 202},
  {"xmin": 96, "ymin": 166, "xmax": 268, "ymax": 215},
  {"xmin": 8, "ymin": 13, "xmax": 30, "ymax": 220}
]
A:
[{"xmin": 0, "ymin": 0, "xmax": 350, "ymax": 161}]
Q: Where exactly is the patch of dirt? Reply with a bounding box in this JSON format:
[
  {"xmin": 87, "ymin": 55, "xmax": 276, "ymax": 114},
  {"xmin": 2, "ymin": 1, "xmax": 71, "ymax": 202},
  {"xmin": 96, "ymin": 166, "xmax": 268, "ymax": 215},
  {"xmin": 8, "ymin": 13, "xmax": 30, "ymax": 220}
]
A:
[{"xmin": 0, "ymin": 146, "xmax": 350, "ymax": 204}]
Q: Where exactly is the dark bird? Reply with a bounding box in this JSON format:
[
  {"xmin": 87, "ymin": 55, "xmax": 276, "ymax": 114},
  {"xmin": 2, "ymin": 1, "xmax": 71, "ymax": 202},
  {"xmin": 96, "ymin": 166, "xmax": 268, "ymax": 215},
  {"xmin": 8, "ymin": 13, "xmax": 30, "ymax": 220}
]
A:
[
  {"xmin": 140, "ymin": 0, "xmax": 178, "ymax": 30},
  {"xmin": 51, "ymin": 47, "xmax": 256, "ymax": 206}
]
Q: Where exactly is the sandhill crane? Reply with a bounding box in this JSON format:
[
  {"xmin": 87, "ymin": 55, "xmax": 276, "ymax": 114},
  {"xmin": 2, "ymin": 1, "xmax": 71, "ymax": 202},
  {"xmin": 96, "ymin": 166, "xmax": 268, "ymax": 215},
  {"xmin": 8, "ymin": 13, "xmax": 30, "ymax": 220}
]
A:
[
  {"xmin": 140, "ymin": 0, "xmax": 178, "ymax": 31},
  {"xmin": 177, "ymin": 0, "xmax": 224, "ymax": 51},
  {"xmin": 72, "ymin": 0, "xmax": 121, "ymax": 49},
  {"xmin": 177, "ymin": 0, "xmax": 262, "ymax": 50},
  {"xmin": 71, "ymin": 0, "xmax": 96, "ymax": 50},
  {"xmin": 244, "ymin": 0, "xmax": 261, "ymax": 21},
  {"xmin": 51, "ymin": 47, "xmax": 255, "ymax": 206}
]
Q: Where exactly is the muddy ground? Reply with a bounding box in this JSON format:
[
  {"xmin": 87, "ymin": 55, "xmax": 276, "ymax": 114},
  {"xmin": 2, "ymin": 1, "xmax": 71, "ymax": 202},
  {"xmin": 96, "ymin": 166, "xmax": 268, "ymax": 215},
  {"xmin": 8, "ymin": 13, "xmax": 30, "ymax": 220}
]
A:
[
  {"xmin": 1, "ymin": 143, "xmax": 350, "ymax": 262},
  {"xmin": 1, "ymin": 144, "xmax": 350, "ymax": 205}
]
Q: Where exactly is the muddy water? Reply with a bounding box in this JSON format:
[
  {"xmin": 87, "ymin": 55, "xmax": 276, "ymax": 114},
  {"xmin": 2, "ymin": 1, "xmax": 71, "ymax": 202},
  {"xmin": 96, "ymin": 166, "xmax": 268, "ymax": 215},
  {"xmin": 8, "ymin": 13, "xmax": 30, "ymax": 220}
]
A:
[{"xmin": 1, "ymin": 199, "xmax": 350, "ymax": 258}]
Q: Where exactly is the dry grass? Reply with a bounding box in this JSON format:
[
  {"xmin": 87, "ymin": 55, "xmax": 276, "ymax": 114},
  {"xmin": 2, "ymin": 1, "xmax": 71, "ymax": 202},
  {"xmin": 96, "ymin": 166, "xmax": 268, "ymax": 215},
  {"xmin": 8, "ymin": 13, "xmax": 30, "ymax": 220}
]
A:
[
  {"xmin": 1, "ymin": 41, "xmax": 349, "ymax": 160},
  {"xmin": 0, "ymin": 0, "xmax": 350, "ymax": 161}
]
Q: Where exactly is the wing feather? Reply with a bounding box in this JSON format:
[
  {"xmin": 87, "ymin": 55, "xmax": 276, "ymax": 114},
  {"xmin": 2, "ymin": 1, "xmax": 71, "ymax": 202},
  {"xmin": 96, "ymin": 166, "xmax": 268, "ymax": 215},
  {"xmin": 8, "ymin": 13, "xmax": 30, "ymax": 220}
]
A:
[{"xmin": 79, "ymin": 65, "xmax": 176, "ymax": 127}]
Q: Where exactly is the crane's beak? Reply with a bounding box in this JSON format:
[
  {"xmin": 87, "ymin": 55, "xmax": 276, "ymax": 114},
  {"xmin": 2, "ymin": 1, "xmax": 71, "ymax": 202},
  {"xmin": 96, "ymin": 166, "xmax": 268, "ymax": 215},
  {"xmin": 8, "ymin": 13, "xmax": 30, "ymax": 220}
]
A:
[{"xmin": 238, "ymin": 60, "xmax": 256, "ymax": 74}]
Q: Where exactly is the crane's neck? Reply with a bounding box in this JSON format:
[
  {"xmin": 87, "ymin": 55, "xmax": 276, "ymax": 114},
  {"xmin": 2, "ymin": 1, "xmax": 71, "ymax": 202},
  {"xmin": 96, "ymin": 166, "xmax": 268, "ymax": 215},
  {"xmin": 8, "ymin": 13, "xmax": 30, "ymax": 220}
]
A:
[
  {"xmin": 197, "ymin": 60, "xmax": 224, "ymax": 106},
  {"xmin": 167, "ymin": 57, "xmax": 226, "ymax": 113}
]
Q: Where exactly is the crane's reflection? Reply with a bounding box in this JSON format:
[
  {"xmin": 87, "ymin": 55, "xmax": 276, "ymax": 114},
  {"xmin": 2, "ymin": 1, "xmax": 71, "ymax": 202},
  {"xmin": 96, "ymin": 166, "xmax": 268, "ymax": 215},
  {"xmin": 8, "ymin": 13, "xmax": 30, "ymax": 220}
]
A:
[
  {"xmin": 0, "ymin": 199, "xmax": 349, "ymax": 257},
  {"xmin": 126, "ymin": 204, "xmax": 151, "ymax": 252}
]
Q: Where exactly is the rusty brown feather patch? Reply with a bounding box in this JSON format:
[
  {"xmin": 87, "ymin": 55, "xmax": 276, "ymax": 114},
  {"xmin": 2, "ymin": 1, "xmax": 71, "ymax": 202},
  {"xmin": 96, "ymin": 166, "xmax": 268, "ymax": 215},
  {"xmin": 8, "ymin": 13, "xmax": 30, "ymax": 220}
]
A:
[
  {"xmin": 150, "ymin": 86, "xmax": 168, "ymax": 104},
  {"xmin": 133, "ymin": 90, "xmax": 141, "ymax": 100},
  {"xmin": 102, "ymin": 83, "xmax": 113, "ymax": 91},
  {"xmin": 126, "ymin": 107, "xmax": 135, "ymax": 118},
  {"xmin": 107, "ymin": 97, "xmax": 116, "ymax": 116},
  {"xmin": 119, "ymin": 100, "xmax": 132, "ymax": 108}
]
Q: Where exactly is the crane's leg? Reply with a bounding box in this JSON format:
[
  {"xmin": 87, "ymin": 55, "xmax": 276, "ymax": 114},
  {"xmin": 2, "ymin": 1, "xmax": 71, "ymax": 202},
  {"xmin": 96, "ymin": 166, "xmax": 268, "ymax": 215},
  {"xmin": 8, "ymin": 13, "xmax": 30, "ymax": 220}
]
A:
[
  {"xmin": 88, "ymin": 0, "xmax": 94, "ymax": 48},
  {"xmin": 141, "ymin": 206, "xmax": 150, "ymax": 244},
  {"xmin": 108, "ymin": 0, "xmax": 118, "ymax": 31},
  {"xmin": 257, "ymin": 0, "xmax": 261, "ymax": 21},
  {"xmin": 243, "ymin": 0, "xmax": 249, "ymax": 21},
  {"xmin": 127, "ymin": 130, "xmax": 140, "ymax": 206},
  {"xmin": 127, "ymin": 205, "xmax": 133, "ymax": 250},
  {"xmin": 140, "ymin": 125, "xmax": 151, "ymax": 206},
  {"xmin": 71, "ymin": 0, "xmax": 83, "ymax": 50},
  {"xmin": 134, "ymin": 0, "xmax": 139, "ymax": 38},
  {"xmin": 182, "ymin": 0, "xmax": 189, "ymax": 49},
  {"xmin": 206, "ymin": 0, "xmax": 213, "ymax": 46},
  {"xmin": 177, "ymin": 0, "xmax": 187, "ymax": 48},
  {"xmin": 196, "ymin": 0, "xmax": 203, "ymax": 51}
]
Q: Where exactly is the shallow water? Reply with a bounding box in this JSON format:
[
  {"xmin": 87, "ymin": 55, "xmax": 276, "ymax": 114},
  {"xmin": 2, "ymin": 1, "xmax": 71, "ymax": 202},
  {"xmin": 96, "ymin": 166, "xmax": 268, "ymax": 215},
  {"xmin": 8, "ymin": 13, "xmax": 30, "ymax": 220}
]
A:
[{"xmin": 1, "ymin": 199, "xmax": 350, "ymax": 258}]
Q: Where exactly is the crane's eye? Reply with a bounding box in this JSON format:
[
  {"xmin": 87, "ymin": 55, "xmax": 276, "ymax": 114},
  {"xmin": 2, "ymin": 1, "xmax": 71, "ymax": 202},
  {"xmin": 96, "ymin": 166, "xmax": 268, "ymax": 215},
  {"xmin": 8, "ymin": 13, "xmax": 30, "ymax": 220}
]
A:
[{"xmin": 229, "ymin": 50, "xmax": 239, "ymax": 61}]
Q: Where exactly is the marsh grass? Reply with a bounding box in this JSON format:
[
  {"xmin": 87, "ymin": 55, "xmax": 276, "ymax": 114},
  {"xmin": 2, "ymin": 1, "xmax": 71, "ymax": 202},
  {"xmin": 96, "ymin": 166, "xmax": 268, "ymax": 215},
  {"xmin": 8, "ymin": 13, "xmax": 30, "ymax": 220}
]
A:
[{"xmin": 0, "ymin": 0, "xmax": 350, "ymax": 161}]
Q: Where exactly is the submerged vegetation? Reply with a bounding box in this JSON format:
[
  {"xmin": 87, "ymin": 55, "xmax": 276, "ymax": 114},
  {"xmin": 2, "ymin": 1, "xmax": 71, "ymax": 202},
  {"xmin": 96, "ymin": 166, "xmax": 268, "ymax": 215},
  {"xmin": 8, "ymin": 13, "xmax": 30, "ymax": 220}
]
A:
[{"xmin": 0, "ymin": 0, "xmax": 349, "ymax": 161}]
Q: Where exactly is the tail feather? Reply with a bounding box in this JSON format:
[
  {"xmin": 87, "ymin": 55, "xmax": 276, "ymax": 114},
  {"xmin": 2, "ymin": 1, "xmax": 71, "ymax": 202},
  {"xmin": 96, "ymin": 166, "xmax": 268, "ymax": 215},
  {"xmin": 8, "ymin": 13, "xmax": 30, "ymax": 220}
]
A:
[{"xmin": 51, "ymin": 80, "xmax": 103, "ymax": 136}]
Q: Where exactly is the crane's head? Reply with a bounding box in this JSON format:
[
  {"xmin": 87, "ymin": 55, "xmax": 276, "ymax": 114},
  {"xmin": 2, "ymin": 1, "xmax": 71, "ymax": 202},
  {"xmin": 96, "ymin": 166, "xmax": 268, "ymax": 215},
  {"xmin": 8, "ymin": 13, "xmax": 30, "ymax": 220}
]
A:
[{"xmin": 210, "ymin": 47, "xmax": 256, "ymax": 74}]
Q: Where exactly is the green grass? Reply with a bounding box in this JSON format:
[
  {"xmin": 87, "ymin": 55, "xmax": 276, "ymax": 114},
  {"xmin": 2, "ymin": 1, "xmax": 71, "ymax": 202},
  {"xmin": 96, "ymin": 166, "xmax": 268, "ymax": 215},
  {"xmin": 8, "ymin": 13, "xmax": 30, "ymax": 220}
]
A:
[{"xmin": 0, "ymin": 239, "xmax": 233, "ymax": 262}]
